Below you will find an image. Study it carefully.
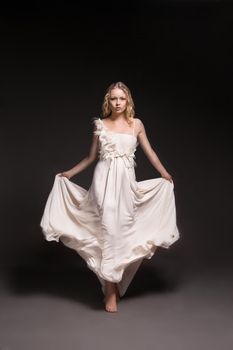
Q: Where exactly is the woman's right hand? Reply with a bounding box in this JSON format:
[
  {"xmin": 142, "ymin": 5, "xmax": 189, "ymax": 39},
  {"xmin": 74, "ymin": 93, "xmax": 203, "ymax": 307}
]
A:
[{"xmin": 57, "ymin": 171, "xmax": 72, "ymax": 180}]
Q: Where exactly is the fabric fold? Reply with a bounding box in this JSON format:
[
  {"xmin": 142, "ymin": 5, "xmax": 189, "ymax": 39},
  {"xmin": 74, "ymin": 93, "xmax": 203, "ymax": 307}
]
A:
[{"xmin": 40, "ymin": 118, "xmax": 180, "ymax": 297}]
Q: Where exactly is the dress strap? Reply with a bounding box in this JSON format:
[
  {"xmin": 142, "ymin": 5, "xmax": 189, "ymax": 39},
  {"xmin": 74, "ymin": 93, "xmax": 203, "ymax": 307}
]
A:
[{"xmin": 132, "ymin": 119, "xmax": 135, "ymax": 136}]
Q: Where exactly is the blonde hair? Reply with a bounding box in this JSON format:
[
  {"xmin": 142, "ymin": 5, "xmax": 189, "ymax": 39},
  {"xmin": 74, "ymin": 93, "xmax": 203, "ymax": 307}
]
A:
[{"xmin": 101, "ymin": 82, "xmax": 135, "ymax": 125}]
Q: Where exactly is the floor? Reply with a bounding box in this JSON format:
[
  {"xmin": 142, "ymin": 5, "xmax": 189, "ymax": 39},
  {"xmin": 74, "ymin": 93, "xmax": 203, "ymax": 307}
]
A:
[{"xmin": 0, "ymin": 255, "xmax": 232, "ymax": 350}]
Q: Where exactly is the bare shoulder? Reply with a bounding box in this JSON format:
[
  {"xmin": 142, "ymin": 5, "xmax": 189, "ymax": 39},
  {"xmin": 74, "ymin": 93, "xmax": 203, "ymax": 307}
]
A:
[
  {"xmin": 134, "ymin": 118, "xmax": 144, "ymax": 127},
  {"xmin": 134, "ymin": 118, "xmax": 145, "ymax": 136}
]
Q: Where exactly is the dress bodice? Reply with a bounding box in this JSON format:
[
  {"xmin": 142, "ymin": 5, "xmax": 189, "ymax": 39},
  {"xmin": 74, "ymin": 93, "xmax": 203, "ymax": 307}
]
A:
[{"xmin": 93, "ymin": 118, "xmax": 139, "ymax": 168}]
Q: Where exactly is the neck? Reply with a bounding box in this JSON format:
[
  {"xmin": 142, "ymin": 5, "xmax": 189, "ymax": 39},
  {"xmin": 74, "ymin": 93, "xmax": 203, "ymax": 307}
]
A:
[{"xmin": 110, "ymin": 113, "xmax": 126, "ymax": 121}]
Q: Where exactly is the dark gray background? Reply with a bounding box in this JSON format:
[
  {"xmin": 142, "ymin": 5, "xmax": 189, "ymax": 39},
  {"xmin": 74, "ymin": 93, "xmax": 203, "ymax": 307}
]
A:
[
  {"xmin": 1, "ymin": 0, "xmax": 232, "ymax": 288},
  {"xmin": 1, "ymin": 2, "xmax": 233, "ymax": 349}
]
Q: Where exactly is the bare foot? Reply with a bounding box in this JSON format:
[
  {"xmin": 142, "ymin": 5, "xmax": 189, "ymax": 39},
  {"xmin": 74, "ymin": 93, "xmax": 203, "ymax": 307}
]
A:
[{"xmin": 104, "ymin": 282, "xmax": 118, "ymax": 313}]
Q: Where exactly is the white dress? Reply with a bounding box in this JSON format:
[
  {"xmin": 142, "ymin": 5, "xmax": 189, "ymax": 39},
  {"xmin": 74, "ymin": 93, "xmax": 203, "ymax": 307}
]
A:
[{"xmin": 40, "ymin": 118, "xmax": 180, "ymax": 297}]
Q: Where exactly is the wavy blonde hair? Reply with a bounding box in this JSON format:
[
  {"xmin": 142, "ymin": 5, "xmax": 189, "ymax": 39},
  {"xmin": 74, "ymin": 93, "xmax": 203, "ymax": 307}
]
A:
[{"xmin": 101, "ymin": 82, "xmax": 135, "ymax": 126}]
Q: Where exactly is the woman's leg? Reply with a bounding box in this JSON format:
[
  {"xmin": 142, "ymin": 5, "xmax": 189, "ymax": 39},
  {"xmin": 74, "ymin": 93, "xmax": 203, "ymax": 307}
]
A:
[{"xmin": 104, "ymin": 281, "xmax": 118, "ymax": 313}]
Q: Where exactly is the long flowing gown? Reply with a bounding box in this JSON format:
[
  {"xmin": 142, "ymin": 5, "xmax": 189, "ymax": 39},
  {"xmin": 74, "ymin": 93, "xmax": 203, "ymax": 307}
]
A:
[{"xmin": 40, "ymin": 117, "xmax": 180, "ymax": 297}]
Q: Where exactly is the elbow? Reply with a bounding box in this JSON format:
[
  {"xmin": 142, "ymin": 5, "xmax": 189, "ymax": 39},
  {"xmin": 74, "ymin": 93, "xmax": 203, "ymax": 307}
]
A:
[
  {"xmin": 88, "ymin": 155, "xmax": 97, "ymax": 164},
  {"xmin": 147, "ymin": 148, "xmax": 155, "ymax": 160}
]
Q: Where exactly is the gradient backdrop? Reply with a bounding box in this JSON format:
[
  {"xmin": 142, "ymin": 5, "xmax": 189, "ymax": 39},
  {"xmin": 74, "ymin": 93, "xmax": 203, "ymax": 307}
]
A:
[{"xmin": 1, "ymin": 0, "xmax": 232, "ymax": 306}]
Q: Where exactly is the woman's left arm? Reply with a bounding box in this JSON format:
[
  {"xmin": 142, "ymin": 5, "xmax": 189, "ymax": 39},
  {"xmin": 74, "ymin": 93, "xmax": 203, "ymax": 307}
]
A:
[{"xmin": 136, "ymin": 118, "xmax": 173, "ymax": 183}]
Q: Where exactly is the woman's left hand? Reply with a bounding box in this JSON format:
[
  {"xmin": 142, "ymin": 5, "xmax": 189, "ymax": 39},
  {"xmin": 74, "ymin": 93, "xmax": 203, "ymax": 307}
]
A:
[{"xmin": 161, "ymin": 172, "xmax": 173, "ymax": 183}]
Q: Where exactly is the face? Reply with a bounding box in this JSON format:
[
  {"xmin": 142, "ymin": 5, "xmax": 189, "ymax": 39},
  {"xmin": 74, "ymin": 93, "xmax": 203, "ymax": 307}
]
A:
[{"xmin": 109, "ymin": 88, "xmax": 127, "ymax": 114}]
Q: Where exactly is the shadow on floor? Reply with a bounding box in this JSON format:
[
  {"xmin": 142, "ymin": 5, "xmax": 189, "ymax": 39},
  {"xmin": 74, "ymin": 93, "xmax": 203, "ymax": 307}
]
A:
[{"xmin": 4, "ymin": 256, "xmax": 184, "ymax": 311}]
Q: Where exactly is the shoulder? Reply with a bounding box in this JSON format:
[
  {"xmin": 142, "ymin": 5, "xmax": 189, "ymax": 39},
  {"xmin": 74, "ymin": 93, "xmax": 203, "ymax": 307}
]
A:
[
  {"xmin": 134, "ymin": 118, "xmax": 145, "ymax": 130},
  {"xmin": 134, "ymin": 117, "xmax": 143, "ymax": 124},
  {"xmin": 91, "ymin": 117, "xmax": 101, "ymax": 126},
  {"xmin": 91, "ymin": 117, "xmax": 102, "ymax": 135},
  {"xmin": 134, "ymin": 118, "xmax": 146, "ymax": 138}
]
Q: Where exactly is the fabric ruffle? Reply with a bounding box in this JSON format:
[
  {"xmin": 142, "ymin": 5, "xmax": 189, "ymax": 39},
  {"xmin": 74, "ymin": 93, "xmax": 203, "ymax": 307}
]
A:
[{"xmin": 92, "ymin": 117, "xmax": 137, "ymax": 168}]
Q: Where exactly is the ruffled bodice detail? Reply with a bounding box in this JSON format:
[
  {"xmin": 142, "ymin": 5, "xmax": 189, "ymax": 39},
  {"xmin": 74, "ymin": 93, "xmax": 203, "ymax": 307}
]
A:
[{"xmin": 92, "ymin": 117, "xmax": 138, "ymax": 169}]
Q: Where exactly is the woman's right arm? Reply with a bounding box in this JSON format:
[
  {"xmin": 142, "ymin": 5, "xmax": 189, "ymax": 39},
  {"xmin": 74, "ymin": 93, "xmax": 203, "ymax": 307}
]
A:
[
  {"xmin": 58, "ymin": 130, "xmax": 99, "ymax": 180},
  {"xmin": 136, "ymin": 118, "xmax": 173, "ymax": 182}
]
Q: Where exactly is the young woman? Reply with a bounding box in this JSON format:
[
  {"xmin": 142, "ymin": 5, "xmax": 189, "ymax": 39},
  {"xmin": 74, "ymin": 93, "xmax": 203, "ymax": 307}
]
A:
[{"xmin": 40, "ymin": 82, "xmax": 180, "ymax": 313}]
